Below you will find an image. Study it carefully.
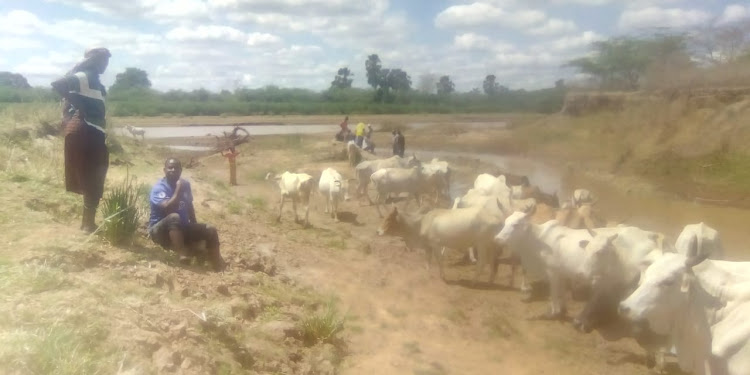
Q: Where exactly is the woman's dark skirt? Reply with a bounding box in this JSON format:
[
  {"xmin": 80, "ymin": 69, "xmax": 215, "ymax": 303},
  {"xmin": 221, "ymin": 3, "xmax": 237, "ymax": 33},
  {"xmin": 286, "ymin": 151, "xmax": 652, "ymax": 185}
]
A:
[{"xmin": 62, "ymin": 111, "xmax": 109, "ymax": 200}]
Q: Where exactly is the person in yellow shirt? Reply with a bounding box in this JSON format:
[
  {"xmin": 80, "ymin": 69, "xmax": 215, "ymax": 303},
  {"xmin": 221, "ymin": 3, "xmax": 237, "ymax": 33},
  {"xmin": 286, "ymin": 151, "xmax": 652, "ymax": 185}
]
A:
[{"xmin": 354, "ymin": 122, "xmax": 366, "ymax": 147}]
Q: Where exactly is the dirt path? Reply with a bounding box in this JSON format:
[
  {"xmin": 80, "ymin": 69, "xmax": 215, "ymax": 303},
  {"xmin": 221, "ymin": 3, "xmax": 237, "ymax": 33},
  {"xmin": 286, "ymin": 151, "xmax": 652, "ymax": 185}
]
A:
[{"xmin": 199, "ymin": 142, "xmax": 659, "ymax": 375}]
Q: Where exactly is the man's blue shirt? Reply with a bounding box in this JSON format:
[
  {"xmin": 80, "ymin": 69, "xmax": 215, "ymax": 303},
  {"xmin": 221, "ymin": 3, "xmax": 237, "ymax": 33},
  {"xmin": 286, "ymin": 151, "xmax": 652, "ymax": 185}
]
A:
[{"xmin": 149, "ymin": 178, "xmax": 193, "ymax": 228}]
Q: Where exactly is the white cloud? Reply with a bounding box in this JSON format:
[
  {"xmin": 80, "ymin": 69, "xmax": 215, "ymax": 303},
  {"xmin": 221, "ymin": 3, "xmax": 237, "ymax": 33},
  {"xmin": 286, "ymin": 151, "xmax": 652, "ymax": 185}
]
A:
[
  {"xmin": 718, "ymin": 4, "xmax": 750, "ymax": 25},
  {"xmin": 544, "ymin": 31, "xmax": 604, "ymax": 52},
  {"xmin": 0, "ymin": 10, "xmax": 43, "ymax": 36},
  {"xmin": 166, "ymin": 25, "xmax": 247, "ymax": 43},
  {"xmin": 453, "ymin": 33, "xmax": 493, "ymax": 51},
  {"xmin": 618, "ymin": 7, "xmax": 712, "ymax": 30},
  {"xmin": 246, "ymin": 32, "xmax": 282, "ymax": 47},
  {"xmin": 436, "ymin": 3, "xmax": 545, "ymax": 29},
  {"xmin": 0, "ymin": 37, "xmax": 46, "ymax": 51},
  {"xmin": 528, "ymin": 19, "xmax": 578, "ymax": 35}
]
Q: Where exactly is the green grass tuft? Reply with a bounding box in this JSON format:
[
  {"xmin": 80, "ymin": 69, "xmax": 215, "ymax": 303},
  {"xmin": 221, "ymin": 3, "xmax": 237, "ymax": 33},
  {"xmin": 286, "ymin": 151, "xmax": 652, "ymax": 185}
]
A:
[
  {"xmin": 300, "ymin": 300, "xmax": 346, "ymax": 347},
  {"xmin": 99, "ymin": 174, "xmax": 144, "ymax": 245}
]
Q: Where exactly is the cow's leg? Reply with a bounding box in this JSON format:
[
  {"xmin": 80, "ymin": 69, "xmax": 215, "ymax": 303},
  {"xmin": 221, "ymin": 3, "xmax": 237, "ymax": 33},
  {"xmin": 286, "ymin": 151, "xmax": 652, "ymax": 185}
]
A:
[
  {"xmin": 292, "ymin": 197, "xmax": 299, "ymax": 223},
  {"xmin": 488, "ymin": 245, "xmax": 500, "ymax": 285},
  {"xmin": 543, "ymin": 273, "xmax": 566, "ymax": 320},
  {"xmin": 303, "ymin": 196, "xmax": 310, "ymax": 227},
  {"xmin": 520, "ymin": 270, "xmax": 534, "ymax": 301},
  {"xmin": 375, "ymin": 192, "xmax": 384, "ymax": 218},
  {"xmin": 473, "ymin": 245, "xmax": 486, "ymax": 285},
  {"xmin": 277, "ymin": 194, "xmax": 285, "ymax": 222},
  {"xmin": 324, "ymin": 195, "xmax": 330, "ymax": 213}
]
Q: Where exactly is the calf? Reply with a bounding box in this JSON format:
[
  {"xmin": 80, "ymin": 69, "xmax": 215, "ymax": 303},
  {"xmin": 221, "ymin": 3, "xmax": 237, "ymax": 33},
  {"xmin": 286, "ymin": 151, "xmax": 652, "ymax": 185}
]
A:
[
  {"xmin": 318, "ymin": 168, "xmax": 352, "ymax": 221},
  {"xmin": 266, "ymin": 171, "xmax": 314, "ymax": 226}
]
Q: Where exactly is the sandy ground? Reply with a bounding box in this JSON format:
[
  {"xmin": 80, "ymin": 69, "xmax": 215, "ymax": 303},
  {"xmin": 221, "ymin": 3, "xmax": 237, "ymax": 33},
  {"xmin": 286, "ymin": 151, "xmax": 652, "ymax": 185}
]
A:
[{"xmin": 188, "ymin": 137, "xmax": 670, "ymax": 375}]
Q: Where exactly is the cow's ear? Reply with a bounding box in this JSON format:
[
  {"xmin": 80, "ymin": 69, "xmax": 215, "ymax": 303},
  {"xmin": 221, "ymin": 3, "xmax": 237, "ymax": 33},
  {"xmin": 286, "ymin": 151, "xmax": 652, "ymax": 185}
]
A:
[
  {"xmin": 579, "ymin": 240, "xmax": 589, "ymax": 249},
  {"xmin": 607, "ymin": 233, "xmax": 619, "ymax": 243}
]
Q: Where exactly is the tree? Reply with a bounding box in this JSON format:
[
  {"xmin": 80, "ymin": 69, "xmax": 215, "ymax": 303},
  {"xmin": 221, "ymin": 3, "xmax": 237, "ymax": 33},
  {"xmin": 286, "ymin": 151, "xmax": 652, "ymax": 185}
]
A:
[
  {"xmin": 483, "ymin": 74, "xmax": 500, "ymax": 95},
  {"xmin": 0, "ymin": 72, "xmax": 31, "ymax": 89},
  {"xmin": 436, "ymin": 75, "xmax": 455, "ymax": 95},
  {"xmin": 365, "ymin": 54, "xmax": 382, "ymax": 89},
  {"xmin": 110, "ymin": 67, "xmax": 152, "ymax": 92},
  {"xmin": 383, "ymin": 69, "xmax": 411, "ymax": 92},
  {"xmin": 417, "ymin": 73, "xmax": 437, "ymax": 94},
  {"xmin": 691, "ymin": 21, "xmax": 750, "ymax": 64},
  {"xmin": 330, "ymin": 67, "xmax": 353, "ymax": 89},
  {"xmin": 566, "ymin": 33, "xmax": 693, "ymax": 90}
]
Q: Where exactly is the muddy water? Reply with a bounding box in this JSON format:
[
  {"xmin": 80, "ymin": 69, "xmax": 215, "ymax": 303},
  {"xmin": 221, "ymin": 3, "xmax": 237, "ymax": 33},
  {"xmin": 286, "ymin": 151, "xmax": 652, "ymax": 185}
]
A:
[{"xmin": 416, "ymin": 149, "xmax": 750, "ymax": 260}]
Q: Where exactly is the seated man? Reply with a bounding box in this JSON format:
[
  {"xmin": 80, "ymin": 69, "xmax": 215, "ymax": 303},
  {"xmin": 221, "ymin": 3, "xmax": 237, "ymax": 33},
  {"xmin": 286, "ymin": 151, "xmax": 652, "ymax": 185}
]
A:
[{"xmin": 148, "ymin": 158, "xmax": 225, "ymax": 271}]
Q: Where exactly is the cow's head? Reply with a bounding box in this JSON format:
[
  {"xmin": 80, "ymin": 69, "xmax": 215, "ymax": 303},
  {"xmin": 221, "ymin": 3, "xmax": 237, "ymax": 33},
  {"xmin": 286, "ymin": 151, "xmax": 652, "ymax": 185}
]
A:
[
  {"xmin": 618, "ymin": 236, "xmax": 708, "ymax": 335},
  {"xmin": 405, "ymin": 154, "xmax": 421, "ymax": 168},
  {"xmin": 377, "ymin": 206, "xmax": 401, "ymax": 236},
  {"xmin": 578, "ymin": 230, "xmax": 619, "ymax": 285},
  {"xmin": 494, "ymin": 208, "xmax": 534, "ymax": 245}
]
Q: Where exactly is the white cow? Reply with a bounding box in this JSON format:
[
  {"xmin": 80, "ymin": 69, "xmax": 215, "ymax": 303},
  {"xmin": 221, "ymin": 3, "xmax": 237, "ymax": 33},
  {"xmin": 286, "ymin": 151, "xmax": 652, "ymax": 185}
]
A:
[
  {"xmin": 454, "ymin": 175, "xmax": 512, "ymax": 210},
  {"xmin": 318, "ymin": 168, "xmax": 352, "ymax": 221},
  {"xmin": 353, "ymin": 155, "xmax": 420, "ymax": 204},
  {"xmin": 573, "ymin": 226, "xmax": 671, "ymax": 332},
  {"xmin": 266, "ymin": 171, "xmax": 314, "ymax": 226},
  {"xmin": 126, "ymin": 125, "xmax": 146, "ymax": 140},
  {"xmin": 378, "ymin": 197, "xmax": 507, "ymax": 284},
  {"xmin": 494, "ymin": 211, "xmax": 612, "ymax": 318},
  {"xmin": 418, "ymin": 159, "xmax": 451, "ymax": 204},
  {"xmin": 370, "ymin": 167, "xmax": 423, "ymax": 217},
  {"xmin": 619, "ymin": 243, "xmax": 750, "ymax": 375},
  {"xmin": 675, "ymin": 222, "xmax": 724, "ymax": 260}
]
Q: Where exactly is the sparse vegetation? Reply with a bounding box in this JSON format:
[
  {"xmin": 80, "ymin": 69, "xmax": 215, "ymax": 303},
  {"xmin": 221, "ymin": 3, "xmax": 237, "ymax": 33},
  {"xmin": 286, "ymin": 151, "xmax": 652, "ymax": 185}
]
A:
[
  {"xmin": 300, "ymin": 300, "xmax": 346, "ymax": 347},
  {"xmin": 99, "ymin": 174, "xmax": 144, "ymax": 245}
]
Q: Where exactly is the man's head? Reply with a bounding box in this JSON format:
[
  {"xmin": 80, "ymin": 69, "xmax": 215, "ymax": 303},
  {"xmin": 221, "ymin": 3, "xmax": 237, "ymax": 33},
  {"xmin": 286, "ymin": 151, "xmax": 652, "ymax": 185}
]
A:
[{"xmin": 164, "ymin": 158, "xmax": 182, "ymax": 183}]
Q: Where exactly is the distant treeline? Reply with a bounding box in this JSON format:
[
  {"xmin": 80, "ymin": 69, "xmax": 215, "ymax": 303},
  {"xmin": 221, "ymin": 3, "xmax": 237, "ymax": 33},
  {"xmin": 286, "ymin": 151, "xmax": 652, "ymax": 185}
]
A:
[{"xmin": 0, "ymin": 85, "xmax": 566, "ymax": 116}]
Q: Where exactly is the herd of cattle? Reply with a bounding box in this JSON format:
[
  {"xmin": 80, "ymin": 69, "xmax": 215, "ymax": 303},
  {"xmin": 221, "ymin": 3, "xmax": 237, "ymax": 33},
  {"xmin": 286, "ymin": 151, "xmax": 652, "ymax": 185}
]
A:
[{"xmin": 265, "ymin": 146, "xmax": 748, "ymax": 375}]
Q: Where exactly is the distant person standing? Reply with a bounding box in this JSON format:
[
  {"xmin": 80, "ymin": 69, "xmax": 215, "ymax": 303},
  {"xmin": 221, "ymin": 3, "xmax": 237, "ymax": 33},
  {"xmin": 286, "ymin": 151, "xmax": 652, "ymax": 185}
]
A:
[
  {"xmin": 337, "ymin": 116, "xmax": 349, "ymax": 141},
  {"xmin": 355, "ymin": 122, "xmax": 366, "ymax": 147},
  {"xmin": 363, "ymin": 124, "xmax": 375, "ymax": 153},
  {"xmin": 51, "ymin": 47, "xmax": 112, "ymax": 233},
  {"xmin": 391, "ymin": 130, "xmax": 398, "ymax": 156},
  {"xmin": 393, "ymin": 129, "xmax": 405, "ymax": 157}
]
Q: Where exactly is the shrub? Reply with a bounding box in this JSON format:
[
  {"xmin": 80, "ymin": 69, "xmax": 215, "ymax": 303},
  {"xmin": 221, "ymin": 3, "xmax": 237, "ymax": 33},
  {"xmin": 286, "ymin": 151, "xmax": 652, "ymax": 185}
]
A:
[
  {"xmin": 99, "ymin": 175, "xmax": 143, "ymax": 245},
  {"xmin": 300, "ymin": 300, "xmax": 346, "ymax": 346}
]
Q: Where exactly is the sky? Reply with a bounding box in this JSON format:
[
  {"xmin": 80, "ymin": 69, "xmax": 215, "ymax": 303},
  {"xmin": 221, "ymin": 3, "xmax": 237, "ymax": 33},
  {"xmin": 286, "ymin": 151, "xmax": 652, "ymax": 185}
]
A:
[{"xmin": 0, "ymin": 0, "xmax": 746, "ymax": 92}]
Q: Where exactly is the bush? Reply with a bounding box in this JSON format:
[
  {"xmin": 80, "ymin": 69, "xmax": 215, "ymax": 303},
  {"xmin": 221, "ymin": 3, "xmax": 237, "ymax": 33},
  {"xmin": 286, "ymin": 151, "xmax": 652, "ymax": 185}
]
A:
[
  {"xmin": 300, "ymin": 300, "xmax": 346, "ymax": 347},
  {"xmin": 99, "ymin": 175, "xmax": 144, "ymax": 245}
]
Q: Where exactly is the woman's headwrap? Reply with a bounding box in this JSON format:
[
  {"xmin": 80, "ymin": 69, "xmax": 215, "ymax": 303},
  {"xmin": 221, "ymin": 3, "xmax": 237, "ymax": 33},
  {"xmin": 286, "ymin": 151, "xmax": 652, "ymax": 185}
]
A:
[{"xmin": 69, "ymin": 47, "xmax": 111, "ymax": 74}]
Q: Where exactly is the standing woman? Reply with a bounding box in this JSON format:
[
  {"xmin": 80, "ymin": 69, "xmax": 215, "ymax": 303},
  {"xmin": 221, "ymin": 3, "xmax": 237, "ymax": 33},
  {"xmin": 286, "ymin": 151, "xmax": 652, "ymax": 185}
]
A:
[{"xmin": 51, "ymin": 48, "xmax": 112, "ymax": 233}]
